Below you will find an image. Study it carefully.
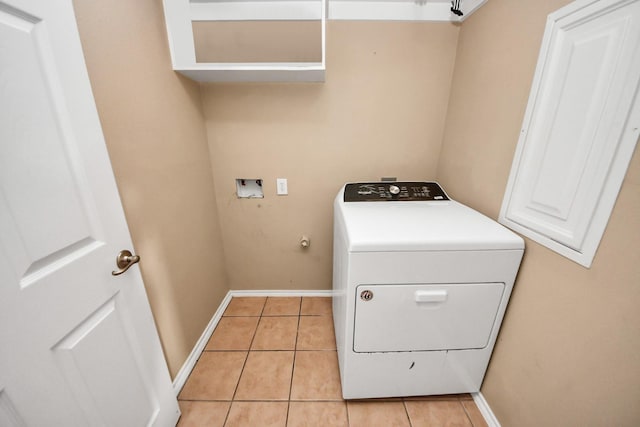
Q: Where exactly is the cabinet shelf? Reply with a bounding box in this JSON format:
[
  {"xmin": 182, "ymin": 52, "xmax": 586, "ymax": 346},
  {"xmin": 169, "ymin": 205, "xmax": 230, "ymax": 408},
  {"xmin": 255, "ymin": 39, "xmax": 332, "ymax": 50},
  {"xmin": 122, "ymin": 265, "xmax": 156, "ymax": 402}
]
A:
[
  {"xmin": 162, "ymin": 0, "xmax": 487, "ymax": 82},
  {"xmin": 175, "ymin": 62, "xmax": 326, "ymax": 82},
  {"xmin": 163, "ymin": 0, "xmax": 326, "ymax": 82}
]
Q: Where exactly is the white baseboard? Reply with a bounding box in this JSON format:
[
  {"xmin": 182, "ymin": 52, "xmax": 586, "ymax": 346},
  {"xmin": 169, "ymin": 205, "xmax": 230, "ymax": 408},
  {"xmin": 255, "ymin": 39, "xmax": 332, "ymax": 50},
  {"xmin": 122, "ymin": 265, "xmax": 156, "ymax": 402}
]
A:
[
  {"xmin": 472, "ymin": 392, "xmax": 501, "ymax": 427},
  {"xmin": 228, "ymin": 289, "xmax": 333, "ymax": 297},
  {"xmin": 172, "ymin": 289, "xmax": 333, "ymax": 394},
  {"xmin": 172, "ymin": 291, "xmax": 233, "ymax": 395}
]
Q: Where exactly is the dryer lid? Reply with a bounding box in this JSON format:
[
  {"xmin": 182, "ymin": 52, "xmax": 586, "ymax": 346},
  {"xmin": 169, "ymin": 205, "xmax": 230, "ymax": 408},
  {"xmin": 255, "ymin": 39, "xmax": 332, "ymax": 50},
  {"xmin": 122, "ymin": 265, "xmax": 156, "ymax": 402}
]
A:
[{"xmin": 336, "ymin": 189, "xmax": 524, "ymax": 252}]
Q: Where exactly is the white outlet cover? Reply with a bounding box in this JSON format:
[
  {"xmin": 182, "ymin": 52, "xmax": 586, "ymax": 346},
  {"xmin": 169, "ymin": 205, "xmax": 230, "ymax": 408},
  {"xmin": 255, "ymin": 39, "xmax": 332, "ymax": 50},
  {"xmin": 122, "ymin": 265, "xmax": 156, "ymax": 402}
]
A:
[{"xmin": 276, "ymin": 178, "xmax": 288, "ymax": 195}]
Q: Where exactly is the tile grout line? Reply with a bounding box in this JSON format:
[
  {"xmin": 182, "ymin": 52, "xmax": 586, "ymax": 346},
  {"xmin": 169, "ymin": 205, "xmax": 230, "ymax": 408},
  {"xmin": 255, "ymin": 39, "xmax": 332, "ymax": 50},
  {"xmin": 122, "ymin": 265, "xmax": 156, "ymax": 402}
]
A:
[
  {"xmin": 459, "ymin": 398, "xmax": 478, "ymax": 427},
  {"xmin": 402, "ymin": 399, "xmax": 413, "ymax": 427},
  {"xmin": 224, "ymin": 296, "xmax": 267, "ymax": 426},
  {"xmin": 204, "ymin": 349, "xmax": 306, "ymax": 352},
  {"xmin": 179, "ymin": 398, "xmax": 347, "ymax": 403},
  {"xmin": 285, "ymin": 297, "xmax": 303, "ymax": 427}
]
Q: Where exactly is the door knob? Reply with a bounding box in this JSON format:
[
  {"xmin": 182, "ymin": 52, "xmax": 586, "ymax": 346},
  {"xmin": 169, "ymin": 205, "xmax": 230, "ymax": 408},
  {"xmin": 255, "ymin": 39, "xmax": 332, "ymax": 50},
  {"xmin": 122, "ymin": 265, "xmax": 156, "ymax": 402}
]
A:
[{"xmin": 112, "ymin": 250, "xmax": 140, "ymax": 276}]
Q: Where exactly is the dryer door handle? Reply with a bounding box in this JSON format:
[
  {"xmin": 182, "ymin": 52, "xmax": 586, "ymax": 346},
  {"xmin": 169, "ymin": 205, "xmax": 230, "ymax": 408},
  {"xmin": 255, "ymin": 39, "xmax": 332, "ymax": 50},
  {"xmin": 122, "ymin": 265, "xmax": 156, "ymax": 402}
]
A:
[{"xmin": 415, "ymin": 290, "xmax": 448, "ymax": 303}]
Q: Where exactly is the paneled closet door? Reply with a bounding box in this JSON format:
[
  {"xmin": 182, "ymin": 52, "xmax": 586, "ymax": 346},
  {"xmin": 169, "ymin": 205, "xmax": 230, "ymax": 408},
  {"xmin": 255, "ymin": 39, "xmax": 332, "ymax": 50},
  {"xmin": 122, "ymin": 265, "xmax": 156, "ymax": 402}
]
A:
[{"xmin": 501, "ymin": 0, "xmax": 640, "ymax": 267}]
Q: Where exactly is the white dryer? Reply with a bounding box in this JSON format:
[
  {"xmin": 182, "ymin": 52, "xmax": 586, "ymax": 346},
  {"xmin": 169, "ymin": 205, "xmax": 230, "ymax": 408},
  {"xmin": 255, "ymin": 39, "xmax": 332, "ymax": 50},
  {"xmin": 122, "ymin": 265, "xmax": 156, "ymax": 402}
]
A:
[{"xmin": 332, "ymin": 182, "xmax": 524, "ymax": 399}]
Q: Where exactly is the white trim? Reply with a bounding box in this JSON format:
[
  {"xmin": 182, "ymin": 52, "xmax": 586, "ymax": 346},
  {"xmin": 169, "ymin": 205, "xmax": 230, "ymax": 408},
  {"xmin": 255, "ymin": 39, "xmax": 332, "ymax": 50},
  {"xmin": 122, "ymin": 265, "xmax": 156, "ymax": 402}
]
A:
[
  {"xmin": 172, "ymin": 289, "xmax": 333, "ymax": 394},
  {"xmin": 472, "ymin": 392, "xmax": 501, "ymax": 427},
  {"xmin": 162, "ymin": 0, "xmax": 195, "ymax": 65},
  {"xmin": 172, "ymin": 292, "xmax": 233, "ymax": 395},
  {"xmin": 229, "ymin": 289, "xmax": 334, "ymax": 297}
]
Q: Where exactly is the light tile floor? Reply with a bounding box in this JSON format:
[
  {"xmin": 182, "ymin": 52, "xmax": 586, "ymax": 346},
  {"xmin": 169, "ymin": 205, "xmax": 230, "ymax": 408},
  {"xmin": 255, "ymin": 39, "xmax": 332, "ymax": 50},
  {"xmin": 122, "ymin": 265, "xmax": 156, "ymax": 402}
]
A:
[{"xmin": 177, "ymin": 296, "xmax": 488, "ymax": 427}]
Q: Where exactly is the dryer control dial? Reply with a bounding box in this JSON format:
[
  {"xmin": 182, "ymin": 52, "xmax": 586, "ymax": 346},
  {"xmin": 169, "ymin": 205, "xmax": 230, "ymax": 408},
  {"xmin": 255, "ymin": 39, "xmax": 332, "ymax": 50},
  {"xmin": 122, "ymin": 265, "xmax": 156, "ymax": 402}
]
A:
[{"xmin": 389, "ymin": 185, "xmax": 401, "ymax": 195}]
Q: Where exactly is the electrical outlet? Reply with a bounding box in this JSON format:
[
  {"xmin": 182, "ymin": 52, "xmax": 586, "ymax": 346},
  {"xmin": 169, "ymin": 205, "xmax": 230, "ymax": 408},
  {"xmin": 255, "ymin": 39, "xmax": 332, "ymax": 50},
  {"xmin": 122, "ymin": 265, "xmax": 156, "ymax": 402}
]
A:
[{"xmin": 276, "ymin": 178, "xmax": 288, "ymax": 195}]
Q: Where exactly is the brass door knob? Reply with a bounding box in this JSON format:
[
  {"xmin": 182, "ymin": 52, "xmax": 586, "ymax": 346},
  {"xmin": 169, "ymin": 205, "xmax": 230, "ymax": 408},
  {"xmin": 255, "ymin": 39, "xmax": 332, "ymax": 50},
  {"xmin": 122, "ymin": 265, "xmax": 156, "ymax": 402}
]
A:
[{"xmin": 112, "ymin": 250, "xmax": 140, "ymax": 276}]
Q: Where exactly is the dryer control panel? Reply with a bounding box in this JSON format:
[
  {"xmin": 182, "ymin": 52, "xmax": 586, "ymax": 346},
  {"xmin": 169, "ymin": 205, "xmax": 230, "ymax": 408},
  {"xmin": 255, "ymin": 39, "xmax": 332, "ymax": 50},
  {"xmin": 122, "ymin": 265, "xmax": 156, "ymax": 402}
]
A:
[{"xmin": 344, "ymin": 182, "xmax": 449, "ymax": 202}]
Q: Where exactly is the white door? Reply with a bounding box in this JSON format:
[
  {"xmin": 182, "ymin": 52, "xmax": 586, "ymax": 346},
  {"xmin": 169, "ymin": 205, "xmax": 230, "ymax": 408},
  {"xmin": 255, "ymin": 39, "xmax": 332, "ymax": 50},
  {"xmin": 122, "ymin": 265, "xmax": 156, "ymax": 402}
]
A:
[{"xmin": 0, "ymin": 0, "xmax": 180, "ymax": 426}]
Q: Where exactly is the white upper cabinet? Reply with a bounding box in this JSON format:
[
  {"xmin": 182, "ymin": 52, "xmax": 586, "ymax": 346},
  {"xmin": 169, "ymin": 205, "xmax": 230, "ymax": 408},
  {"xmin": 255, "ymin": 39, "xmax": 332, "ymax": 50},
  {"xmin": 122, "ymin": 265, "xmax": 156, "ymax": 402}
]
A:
[
  {"xmin": 163, "ymin": 0, "xmax": 326, "ymax": 82},
  {"xmin": 161, "ymin": 0, "xmax": 487, "ymax": 82},
  {"xmin": 500, "ymin": 0, "xmax": 640, "ymax": 267}
]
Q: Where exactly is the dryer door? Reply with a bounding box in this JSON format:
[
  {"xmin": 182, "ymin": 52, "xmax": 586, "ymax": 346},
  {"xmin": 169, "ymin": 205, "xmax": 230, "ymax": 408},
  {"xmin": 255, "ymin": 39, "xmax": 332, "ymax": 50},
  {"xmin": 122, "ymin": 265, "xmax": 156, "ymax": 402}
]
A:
[{"xmin": 353, "ymin": 283, "xmax": 504, "ymax": 352}]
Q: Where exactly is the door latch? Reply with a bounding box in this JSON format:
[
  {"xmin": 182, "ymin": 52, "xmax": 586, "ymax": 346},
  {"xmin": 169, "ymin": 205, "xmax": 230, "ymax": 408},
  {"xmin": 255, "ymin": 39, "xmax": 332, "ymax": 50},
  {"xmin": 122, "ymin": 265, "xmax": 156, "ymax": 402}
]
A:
[{"xmin": 112, "ymin": 250, "xmax": 140, "ymax": 276}]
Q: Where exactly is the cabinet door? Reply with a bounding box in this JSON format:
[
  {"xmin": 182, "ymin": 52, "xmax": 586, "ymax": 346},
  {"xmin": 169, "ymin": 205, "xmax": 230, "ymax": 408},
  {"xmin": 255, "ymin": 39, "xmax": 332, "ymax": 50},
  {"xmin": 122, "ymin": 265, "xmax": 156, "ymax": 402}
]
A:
[{"xmin": 500, "ymin": 0, "xmax": 640, "ymax": 267}]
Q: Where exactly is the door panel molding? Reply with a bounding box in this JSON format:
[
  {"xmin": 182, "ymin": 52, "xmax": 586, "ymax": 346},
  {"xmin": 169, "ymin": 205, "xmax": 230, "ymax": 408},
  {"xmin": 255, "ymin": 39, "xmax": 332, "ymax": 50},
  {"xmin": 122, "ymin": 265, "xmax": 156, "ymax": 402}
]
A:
[{"xmin": 500, "ymin": 0, "xmax": 640, "ymax": 267}]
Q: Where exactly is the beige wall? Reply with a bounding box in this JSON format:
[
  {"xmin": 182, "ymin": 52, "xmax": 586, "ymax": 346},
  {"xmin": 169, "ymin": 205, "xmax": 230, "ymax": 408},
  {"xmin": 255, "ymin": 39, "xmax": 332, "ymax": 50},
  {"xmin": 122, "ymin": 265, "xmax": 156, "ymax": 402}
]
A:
[
  {"xmin": 193, "ymin": 21, "xmax": 322, "ymax": 63},
  {"xmin": 438, "ymin": 0, "xmax": 640, "ymax": 425},
  {"xmin": 73, "ymin": 0, "xmax": 229, "ymax": 378},
  {"xmin": 202, "ymin": 21, "xmax": 459, "ymax": 290}
]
